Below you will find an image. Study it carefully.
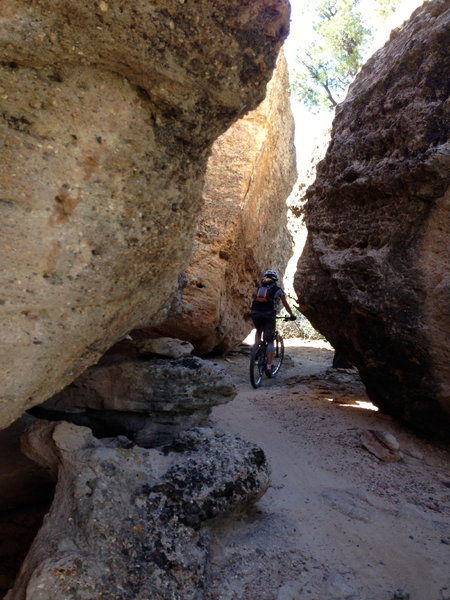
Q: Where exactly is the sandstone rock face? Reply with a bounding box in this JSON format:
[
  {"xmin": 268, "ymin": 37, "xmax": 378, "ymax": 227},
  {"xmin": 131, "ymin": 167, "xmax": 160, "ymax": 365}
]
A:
[
  {"xmin": 146, "ymin": 53, "xmax": 297, "ymax": 354},
  {"xmin": 294, "ymin": 0, "xmax": 450, "ymax": 436},
  {"xmin": 7, "ymin": 422, "xmax": 270, "ymax": 600},
  {"xmin": 35, "ymin": 356, "xmax": 236, "ymax": 446},
  {"xmin": 0, "ymin": 0, "xmax": 290, "ymax": 429}
]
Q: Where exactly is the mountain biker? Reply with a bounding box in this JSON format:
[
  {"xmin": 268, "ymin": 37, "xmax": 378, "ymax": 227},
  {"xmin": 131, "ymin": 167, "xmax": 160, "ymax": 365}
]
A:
[{"xmin": 250, "ymin": 269, "xmax": 296, "ymax": 377}]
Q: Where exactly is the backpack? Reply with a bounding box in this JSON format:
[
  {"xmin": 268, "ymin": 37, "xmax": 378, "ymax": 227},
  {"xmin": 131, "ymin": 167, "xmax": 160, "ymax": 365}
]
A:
[
  {"xmin": 255, "ymin": 276, "xmax": 279, "ymax": 301},
  {"xmin": 252, "ymin": 283, "xmax": 278, "ymax": 311},
  {"xmin": 254, "ymin": 285, "xmax": 272, "ymax": 303}
]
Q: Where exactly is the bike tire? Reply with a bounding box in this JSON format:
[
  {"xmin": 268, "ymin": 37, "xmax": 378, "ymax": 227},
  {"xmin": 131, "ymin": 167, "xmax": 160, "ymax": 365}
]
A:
[
  {"xmin": 250, "ymin": 345, "xmax": 265, "ymax": 388},
  {"xmin": 271, "ymin": 332, "xmax": 284, "ymax": 376}
]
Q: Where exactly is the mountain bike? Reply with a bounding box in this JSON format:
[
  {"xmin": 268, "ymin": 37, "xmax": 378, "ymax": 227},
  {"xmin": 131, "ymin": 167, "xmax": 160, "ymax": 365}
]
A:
[{"xmin": 249, "ymin": 317, "xmax": 289, "ymax": 389}]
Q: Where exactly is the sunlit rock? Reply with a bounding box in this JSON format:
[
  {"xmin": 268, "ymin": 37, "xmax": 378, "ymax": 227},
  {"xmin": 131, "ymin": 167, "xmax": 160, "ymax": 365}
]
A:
[
  {"xmin": 0, "ymin": 0, "xmax": 290, "ymax": 429},
  {"xmin": 144, "ymin": 53, "xmax": 297, "ymax": 354}
]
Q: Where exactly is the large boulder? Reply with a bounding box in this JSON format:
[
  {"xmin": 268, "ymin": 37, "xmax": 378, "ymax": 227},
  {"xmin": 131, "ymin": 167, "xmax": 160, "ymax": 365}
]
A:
[
  {"xmin": 6, "ymin": 422, "xmax": 270, "ymax": 600},
  {"xmin": 0, "ymin": 0, "xmax": 290, "ymax": 429},
  {"xmin": 144, "ymin": 52, "xmax": 297, "ymax": 354},
  {"xmin": 33, "ymin": 356, "xmax": 236, "ymax": 446},
  {"xmin": 294, "ymin": 0, "xmax": 450, "ymax": 437}
]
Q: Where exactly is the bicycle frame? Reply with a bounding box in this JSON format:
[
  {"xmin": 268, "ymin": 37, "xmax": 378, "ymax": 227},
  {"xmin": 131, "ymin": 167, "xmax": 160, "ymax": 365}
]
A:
[{"xmin": 249, "ymin": 320, "xmax": 286, "ymax": 388}]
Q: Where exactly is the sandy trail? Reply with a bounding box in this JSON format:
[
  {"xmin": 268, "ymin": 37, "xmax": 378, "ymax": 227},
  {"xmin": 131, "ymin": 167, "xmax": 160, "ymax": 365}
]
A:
[{"xmin": 206, "ymin": 339, "xmax": 450, "ymax": 600}]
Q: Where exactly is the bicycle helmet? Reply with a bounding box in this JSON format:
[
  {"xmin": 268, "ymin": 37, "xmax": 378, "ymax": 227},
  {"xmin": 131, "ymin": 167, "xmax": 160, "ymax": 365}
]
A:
[{"xmin": 263, "ymin": 269, "xmax": 278, "ymax": 281}]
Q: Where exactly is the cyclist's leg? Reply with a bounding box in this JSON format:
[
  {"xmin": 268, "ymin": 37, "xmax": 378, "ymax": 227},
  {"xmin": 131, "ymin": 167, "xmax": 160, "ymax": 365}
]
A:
[
  {"xmin": 262, "ymin": 315, "xmax": 276, "ymax": 374},
  {"xmin": 251, "ymin": 314, "xmax": 264, "ymax": 347},
  {"xmin": 271, "ymin": 330, "xmax": 284, "ymax": 374}
]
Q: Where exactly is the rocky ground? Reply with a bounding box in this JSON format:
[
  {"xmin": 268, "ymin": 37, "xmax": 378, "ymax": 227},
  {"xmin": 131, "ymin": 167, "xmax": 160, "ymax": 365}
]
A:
[
  {"xmin": 205, "ymin": 338, "xmax": 450, "ymax": 600},
  {"xmin": 0, "ymin": 338, "xmax": 448, "ymax": 600}
]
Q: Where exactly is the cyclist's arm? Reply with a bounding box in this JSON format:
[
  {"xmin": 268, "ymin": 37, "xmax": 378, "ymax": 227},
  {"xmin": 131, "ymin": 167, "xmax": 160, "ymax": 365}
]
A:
[{"xmin": 281, "ymin": 295, "xmax": 294, "ymax": 317}]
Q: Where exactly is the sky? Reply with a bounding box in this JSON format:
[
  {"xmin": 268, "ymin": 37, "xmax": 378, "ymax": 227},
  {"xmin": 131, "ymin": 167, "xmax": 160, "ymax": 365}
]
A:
[{"xmin": 283, "ymin": 0, "xmax": 425, "ymax": 171}]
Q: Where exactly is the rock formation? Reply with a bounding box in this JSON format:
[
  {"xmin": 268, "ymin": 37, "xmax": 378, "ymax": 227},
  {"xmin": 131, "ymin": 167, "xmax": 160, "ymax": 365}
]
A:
[
  {"xmin": 134, "ymin": 337, "xmax": 194, "ymax": 359},
  {"xmin": 32, "ymin": 355, "xmax": 236, "ymax": 447},
  {"xmin": 144, "ymin": 52, "xmax": 297, "ymax": 354},
  {"xmin": 6, "ymin": 422, "xmax": 270, "ymax": 600},
  {"xmin": 294, "ymin": 0, "xmax": 450, "ymax": 436},
  {"xmin": 0, "ymin": 0, "xmax": 290, "ymax": 429}
]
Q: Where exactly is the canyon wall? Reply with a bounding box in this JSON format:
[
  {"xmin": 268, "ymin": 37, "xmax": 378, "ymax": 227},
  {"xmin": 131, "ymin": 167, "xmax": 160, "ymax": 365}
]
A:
[
  {"xmin": 0, "ymin": 0, "xmax": 290, "ymax": 429},
  {"xmin": 294, "ymin": 0, "xmax": 450, "ymax": 436},
  {"xmin": 145, "ymin": 52, "xmax": 297, "ymax": 354}
]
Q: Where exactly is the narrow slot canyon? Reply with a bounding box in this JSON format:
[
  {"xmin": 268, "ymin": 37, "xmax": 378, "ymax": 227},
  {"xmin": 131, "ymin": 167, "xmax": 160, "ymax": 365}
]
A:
[{"xmin": 0, "ymin": 1, "xmax": 448, "ymax": 599}]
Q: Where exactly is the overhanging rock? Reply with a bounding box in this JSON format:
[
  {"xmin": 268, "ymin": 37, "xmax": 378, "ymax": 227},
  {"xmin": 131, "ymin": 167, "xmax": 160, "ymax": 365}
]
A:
[{"xmin": 0, "ymin": 0, "xmax": 290, "ymax": 429}]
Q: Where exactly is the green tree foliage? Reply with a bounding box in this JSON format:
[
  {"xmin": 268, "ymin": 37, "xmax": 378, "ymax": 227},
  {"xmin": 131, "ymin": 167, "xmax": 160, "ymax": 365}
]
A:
[
  {"xmin": 290, "ymin": 0, "xmax": 400, "ymax": 113},
  {"xmin": 375, "ymin": 0, "xmax": 403, "ymax": 19}
]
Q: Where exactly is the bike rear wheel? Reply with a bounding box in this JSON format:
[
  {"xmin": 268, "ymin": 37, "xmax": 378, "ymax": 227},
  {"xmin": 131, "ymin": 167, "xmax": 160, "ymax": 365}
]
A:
[
  {"xmin": 271, "ymin": 332, "xmax": 284, "ymax": 376},
  {"xmin": 250, "ymin": 344, "xmax": 265, "ymax": 388}
]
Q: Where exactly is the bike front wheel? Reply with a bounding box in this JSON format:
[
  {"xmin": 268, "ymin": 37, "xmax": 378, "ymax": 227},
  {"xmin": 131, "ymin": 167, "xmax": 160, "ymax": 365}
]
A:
[
  {"xmin": 271, "ymin": 332, "xmax": 284, "ymax": 376},
  {"xmin": 250, "ymin": 345, "xmax": 265, "ymax": 388}
]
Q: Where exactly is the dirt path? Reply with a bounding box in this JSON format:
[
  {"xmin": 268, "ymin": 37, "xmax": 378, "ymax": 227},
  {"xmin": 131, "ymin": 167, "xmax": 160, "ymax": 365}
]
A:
[{"xmin": 205, "ymin": 339, "xmax": 450, "ymax": 600}]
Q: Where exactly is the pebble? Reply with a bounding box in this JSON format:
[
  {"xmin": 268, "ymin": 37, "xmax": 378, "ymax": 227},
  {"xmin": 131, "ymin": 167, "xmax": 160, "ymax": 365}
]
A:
[
  {"xmin": 322, "ymin": 572, "xmax": 354, "ymax": 598},
  {"xmin": 373, "ymin": 429, "xmax": 400, "ymax": 451},
  {"xmin": 393, "ymin": 590, "xmax": 410, "ymax": 599},
  {"xmin": 276, "ymin": 581, "xmax": 303, "ymax": 600},
  {"xmin": 403, "ymin": 447, "xmax": 423, "ymax": 460}
]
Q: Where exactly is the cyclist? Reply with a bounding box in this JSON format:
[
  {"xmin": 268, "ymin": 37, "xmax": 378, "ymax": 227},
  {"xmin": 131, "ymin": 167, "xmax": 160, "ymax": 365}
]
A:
[{"xmin": 250, "ymin": 269, "xmax": 296, "ymax": 377}]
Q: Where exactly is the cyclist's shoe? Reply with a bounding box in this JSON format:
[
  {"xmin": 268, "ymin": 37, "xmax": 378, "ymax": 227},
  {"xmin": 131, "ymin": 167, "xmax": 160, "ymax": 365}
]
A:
[{"xmin": 265, "ymin": 365, "xmax": 274, "ymax": 378}]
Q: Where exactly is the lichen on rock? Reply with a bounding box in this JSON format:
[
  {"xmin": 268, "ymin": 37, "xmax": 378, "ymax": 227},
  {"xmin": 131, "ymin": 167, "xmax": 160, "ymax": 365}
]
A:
[
  {"xmin": 6, "ymin": 422, "xmax": 270, "ymax": 600},
  {"xmin": 31, "ymin": 355, "xmax": 236, "ymax": 447}
]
